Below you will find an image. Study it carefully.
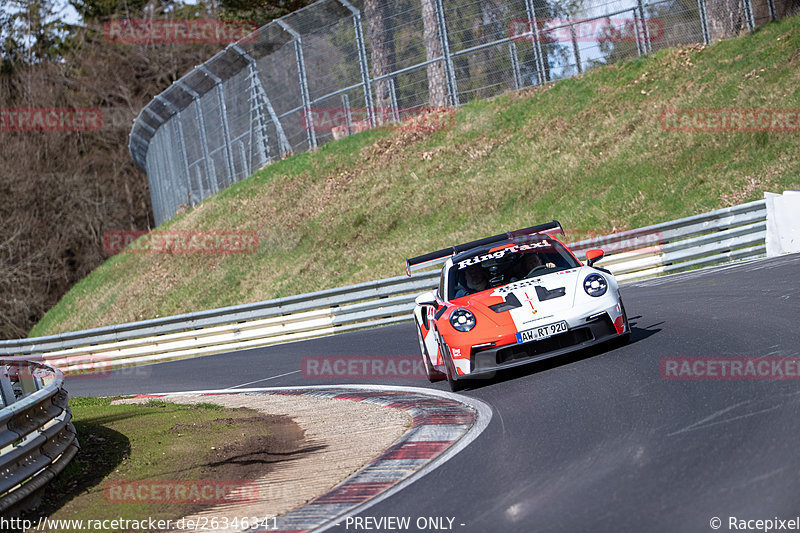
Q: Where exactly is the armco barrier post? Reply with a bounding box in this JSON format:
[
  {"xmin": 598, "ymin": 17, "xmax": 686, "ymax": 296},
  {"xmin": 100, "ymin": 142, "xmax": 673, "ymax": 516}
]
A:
[{"xmin": 0, "ymin": 367, "xmax": 15, "ymax": 407}]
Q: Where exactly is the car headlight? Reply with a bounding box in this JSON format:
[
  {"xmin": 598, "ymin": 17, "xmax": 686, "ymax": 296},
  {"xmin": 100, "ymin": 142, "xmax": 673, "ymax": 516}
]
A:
[
  {"xmin": 583, "ymin": 273, "xmax": 608, "ymax": 297},
  {"xmin": 450, "ymin": 308, "xmax": 476, "ymax": 332}
]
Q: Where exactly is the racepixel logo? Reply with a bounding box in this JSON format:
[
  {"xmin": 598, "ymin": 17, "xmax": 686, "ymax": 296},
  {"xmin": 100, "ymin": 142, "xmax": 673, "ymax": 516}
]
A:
[
  {"xmin": 660, "ymin": 109, "xmax": 800, "ymax": 132},
  {"xmin": 103, "ymin": 19, "xmax": 258, "ymax": 44},
  {"xmin": 508, "ymin": 18, "xmax": 664, "ymax": 43},
  {"xmin": 104, "ymin": 480, "xmax": 259, "ymax": 504},
  {"xmin": 301, "ymin": 356, "xmax": 427, "ymax": 379},
  {"xmin": 1, "ymin": 108, "xmax": 103, "ymax": 131},
  {"xmin": 661, "ymin": 357, "xmax": 800, "ymax": 380},
  {"xmin": 103, "ymin": 230, "xmax": 258, "ymax": 255}
]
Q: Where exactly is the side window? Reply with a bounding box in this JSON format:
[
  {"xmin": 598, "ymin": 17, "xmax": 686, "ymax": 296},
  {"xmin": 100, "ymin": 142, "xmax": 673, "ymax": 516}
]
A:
[{"xmin": 438, "ymin": 270, "xmax": 445, "ymax": 302}]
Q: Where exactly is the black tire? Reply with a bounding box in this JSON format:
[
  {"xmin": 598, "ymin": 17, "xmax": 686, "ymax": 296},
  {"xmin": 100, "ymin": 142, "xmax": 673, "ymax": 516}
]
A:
[
  {"xmin": 416, "ymin": 319, "xmax": 444, "ymax": 382},
  {"xmin": 617, "ymin": 299, "xmax": 631, "ymax": 344},
  {"xmin": 439, "ymin": 338, "xmax": 465, "ymax": 392}
]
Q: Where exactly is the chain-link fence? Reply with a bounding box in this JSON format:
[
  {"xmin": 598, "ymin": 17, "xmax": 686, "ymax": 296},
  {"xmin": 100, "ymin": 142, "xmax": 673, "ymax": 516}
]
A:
[{"xmin": 129, "ymin": 0, "xmax": 791, "ymax": 225}]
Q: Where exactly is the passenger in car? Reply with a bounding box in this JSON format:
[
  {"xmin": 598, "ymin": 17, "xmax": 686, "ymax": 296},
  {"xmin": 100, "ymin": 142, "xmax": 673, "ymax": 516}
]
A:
[{"xmin": 512, "ymin": 253, "xmax": 557, "ymax": 281}]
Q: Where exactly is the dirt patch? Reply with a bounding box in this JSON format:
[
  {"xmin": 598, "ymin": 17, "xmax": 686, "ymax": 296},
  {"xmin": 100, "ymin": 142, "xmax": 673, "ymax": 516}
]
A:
[{"xmin": 197, "ymin": 415, "xmax": 309, "ymax": 482}]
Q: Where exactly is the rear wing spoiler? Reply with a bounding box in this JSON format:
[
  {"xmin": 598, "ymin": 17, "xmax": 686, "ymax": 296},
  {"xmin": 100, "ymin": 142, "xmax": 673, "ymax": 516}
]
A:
[{"xmin": 405, "ymin": 220, "xmax": 564, "ymax": 276}]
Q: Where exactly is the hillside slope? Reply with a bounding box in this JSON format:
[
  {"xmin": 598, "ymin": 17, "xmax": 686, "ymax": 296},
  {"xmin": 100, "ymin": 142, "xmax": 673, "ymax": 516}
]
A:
[{"xmin": 33, "ymin": 15, "xmax": 800, "ymax": 336}]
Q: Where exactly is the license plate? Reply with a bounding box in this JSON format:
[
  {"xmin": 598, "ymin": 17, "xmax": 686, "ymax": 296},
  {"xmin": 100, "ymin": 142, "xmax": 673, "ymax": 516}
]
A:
[{"xmin": 516, "ymin": 321, "xmax": 568, "ymax": 343}]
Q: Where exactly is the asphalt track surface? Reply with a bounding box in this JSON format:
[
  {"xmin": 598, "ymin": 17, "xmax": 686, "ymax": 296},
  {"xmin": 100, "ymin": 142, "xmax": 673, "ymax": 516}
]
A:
[{"xmin": 68, "ymin": 254, "xmax": 800, "ymax": 533}]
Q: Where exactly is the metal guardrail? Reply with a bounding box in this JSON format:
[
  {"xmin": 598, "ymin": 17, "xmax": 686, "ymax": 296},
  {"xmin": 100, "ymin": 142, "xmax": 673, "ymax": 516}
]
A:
[
  {"xmin": 0, "ymin": 360, "xmax": 79, "ymax": 516},
  {"xmin": 0, "ymin": 200, "xmax": 766, "ymax": 373}
]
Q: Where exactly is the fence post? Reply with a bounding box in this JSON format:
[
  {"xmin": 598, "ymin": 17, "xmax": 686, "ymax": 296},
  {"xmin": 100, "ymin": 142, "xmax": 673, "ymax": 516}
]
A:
[
  {"xmin": 434, "ymin": 0, "xmax": 459, "ymax": 107},
  {"xmin": 342, "ymin": 93, "xmax": 353, "ymax": 135},
  {"xmin": 742, "ymin": 0, "xmax": 755, "ymax": 30},
  {"xmin": 139, "ymin": 122, "xmax": 169, "ymax": 223},
  {"xmin": 137, "ymin": 113, "xmax": 166, "ymax": 222},
  {"xmin": 337, "ymin": 0, "xmax": 375, "ymax": 127},
  {"xmin": 238, "ymin": 141, "xmax": 249, "ymax": 178},
  {"xmin": 767, "ymin": 0, "xmax": 776, "ymax": 21},
  {"xmin": 248, "ymin": 83, "xmax": 268, "ymax": 170},
  {"xmin": 633, "ymin": 13, "xmax": 644, "ymax": 56},
  {"xmin": 523, "ymin": 0, "xmax": 546, "ymax": 85},
  {"xmin": 389, "ymin": 78, "xmax": 400, "ymax": 122},
  {"xmin": 509, "ymin": 42, "xmax": 521, "ymax": 89},
  {"xmin": 637, "ymin": 0, "xmax": 652, "ymax": 52},
  {"xmin": 278, "ymin": 20, "xmax": 317, "ymax": 150},
  {"xmin": 178, "ymin": 80, "xmax": 218, "ymax": 195},
  {"xmin": 199, "ymin": 65, "xmax": 237, "ymax": 186},
  {"xmin": 156, "ymin": 95, "xmax": 195, "ymax": 207},
  {"xmin": 231, "ymin": 45, "xmax": 292, "ymax": 158},
  {"xmin": 697, "ymin": 0, "xmax": 711, "ymax": 44},
  {"xmin": 194, "ymin": 166, "xmax": 205, "ymax": 201}
]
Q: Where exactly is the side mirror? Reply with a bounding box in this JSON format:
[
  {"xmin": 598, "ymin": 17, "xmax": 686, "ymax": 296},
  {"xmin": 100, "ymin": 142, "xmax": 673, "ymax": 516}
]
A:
[
  {"xmin": 586, "ymin": 248, "xmax": 604, "ymax": 267},
  {"xmin": 415, "ymin": 290, "xmax": 438, "ymax": 308}
]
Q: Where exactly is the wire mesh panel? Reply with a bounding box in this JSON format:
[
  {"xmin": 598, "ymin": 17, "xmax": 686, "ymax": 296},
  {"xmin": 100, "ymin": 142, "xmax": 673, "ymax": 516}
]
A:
[{"xmin": 130, "ymin": 0, "xmax": 775, "ymax": 225}]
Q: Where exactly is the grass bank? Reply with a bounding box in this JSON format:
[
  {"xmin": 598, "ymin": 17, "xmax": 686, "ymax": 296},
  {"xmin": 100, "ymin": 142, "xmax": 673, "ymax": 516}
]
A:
[
  {"xmin": 33, "ymin": 15, "xmax": 800, "ymax": 336},
  {"xmin": 22, "ymin": 397, "xmax": 301, "ymax": 531}
]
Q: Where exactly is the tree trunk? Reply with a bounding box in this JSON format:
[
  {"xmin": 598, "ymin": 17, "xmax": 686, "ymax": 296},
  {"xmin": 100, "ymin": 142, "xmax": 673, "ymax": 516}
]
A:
[
  {"xmin": 421, "ymin": 0, "xmax": 448, "ymax": 107},
  {"xmin": 364, "ymin": 0, "xmax": 396, "ymax": 123},
  {"xmin": 707, "ymin": 0, "xmax": 747, "ymax": 39}
]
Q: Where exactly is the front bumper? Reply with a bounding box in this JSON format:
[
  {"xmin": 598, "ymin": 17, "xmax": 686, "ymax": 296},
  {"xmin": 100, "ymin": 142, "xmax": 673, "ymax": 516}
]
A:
[{"xmin": 467, "ymin": 313, "xmax": 622, "ymax": 377}]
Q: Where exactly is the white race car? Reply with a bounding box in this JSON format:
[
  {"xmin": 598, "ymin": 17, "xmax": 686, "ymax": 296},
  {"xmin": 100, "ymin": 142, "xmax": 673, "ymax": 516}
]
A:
[{"xmin": 406, "ymin": 221, "xmax": 630, "ymax": 391}]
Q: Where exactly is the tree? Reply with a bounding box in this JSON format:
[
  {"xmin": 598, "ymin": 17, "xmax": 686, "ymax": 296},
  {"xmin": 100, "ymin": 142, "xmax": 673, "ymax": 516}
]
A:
[
  {"xmin": 421, "ymin": 0, "xmax": 447, "ymax": 107},
  {"xmin": 365, "ymin": 0, "xmax": 396, "ymax": 115},
  {"xmin": 707, "ymin": 0, "xmax": 749, "ymax": 39},
  {"xmin": 218, "ymin": 0, "xmax": 315, "ymax": 27},
  {"xmin": 0, "ymin": 0, "xmax": 237, "ymax": 338},
  {"xmin": 1, "ymin": 0, "xmax": 75, "ymax": 63}
]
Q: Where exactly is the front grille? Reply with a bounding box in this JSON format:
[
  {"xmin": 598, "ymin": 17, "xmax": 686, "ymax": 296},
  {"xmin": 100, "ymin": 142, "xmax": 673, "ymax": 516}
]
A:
[{"xmin": 496, "ymin": 328, "xmax": 595, "ymax": 364}]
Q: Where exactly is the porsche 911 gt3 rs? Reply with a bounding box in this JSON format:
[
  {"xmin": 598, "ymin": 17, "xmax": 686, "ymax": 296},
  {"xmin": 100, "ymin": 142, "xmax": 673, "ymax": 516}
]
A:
[{"xmin": 406, "ymin": 221, "xmax": 630, "ymax": 391}]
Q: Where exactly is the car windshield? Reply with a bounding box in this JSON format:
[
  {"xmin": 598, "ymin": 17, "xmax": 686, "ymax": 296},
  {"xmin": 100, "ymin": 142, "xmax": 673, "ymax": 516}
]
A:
[{"xmin": 446, "ymin": 238, "xmax": 580, "ymax": 300}]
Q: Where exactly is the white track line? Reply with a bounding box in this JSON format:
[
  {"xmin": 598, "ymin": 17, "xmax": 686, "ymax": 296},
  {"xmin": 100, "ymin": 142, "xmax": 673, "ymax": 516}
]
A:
[{"xmin": 224, "ymin": 370, "xmax": 301, "ymax": 389}]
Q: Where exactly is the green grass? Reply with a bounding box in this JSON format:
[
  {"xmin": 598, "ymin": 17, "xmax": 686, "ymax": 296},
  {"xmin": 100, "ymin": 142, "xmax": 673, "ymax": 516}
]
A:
[
  {"xmin": 28, "ymin": 397, "xmax": 274, "ymax": 530},
  {"xmin": 33, "ymin": 16, "xmax": 800, "ymax": 336}
]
